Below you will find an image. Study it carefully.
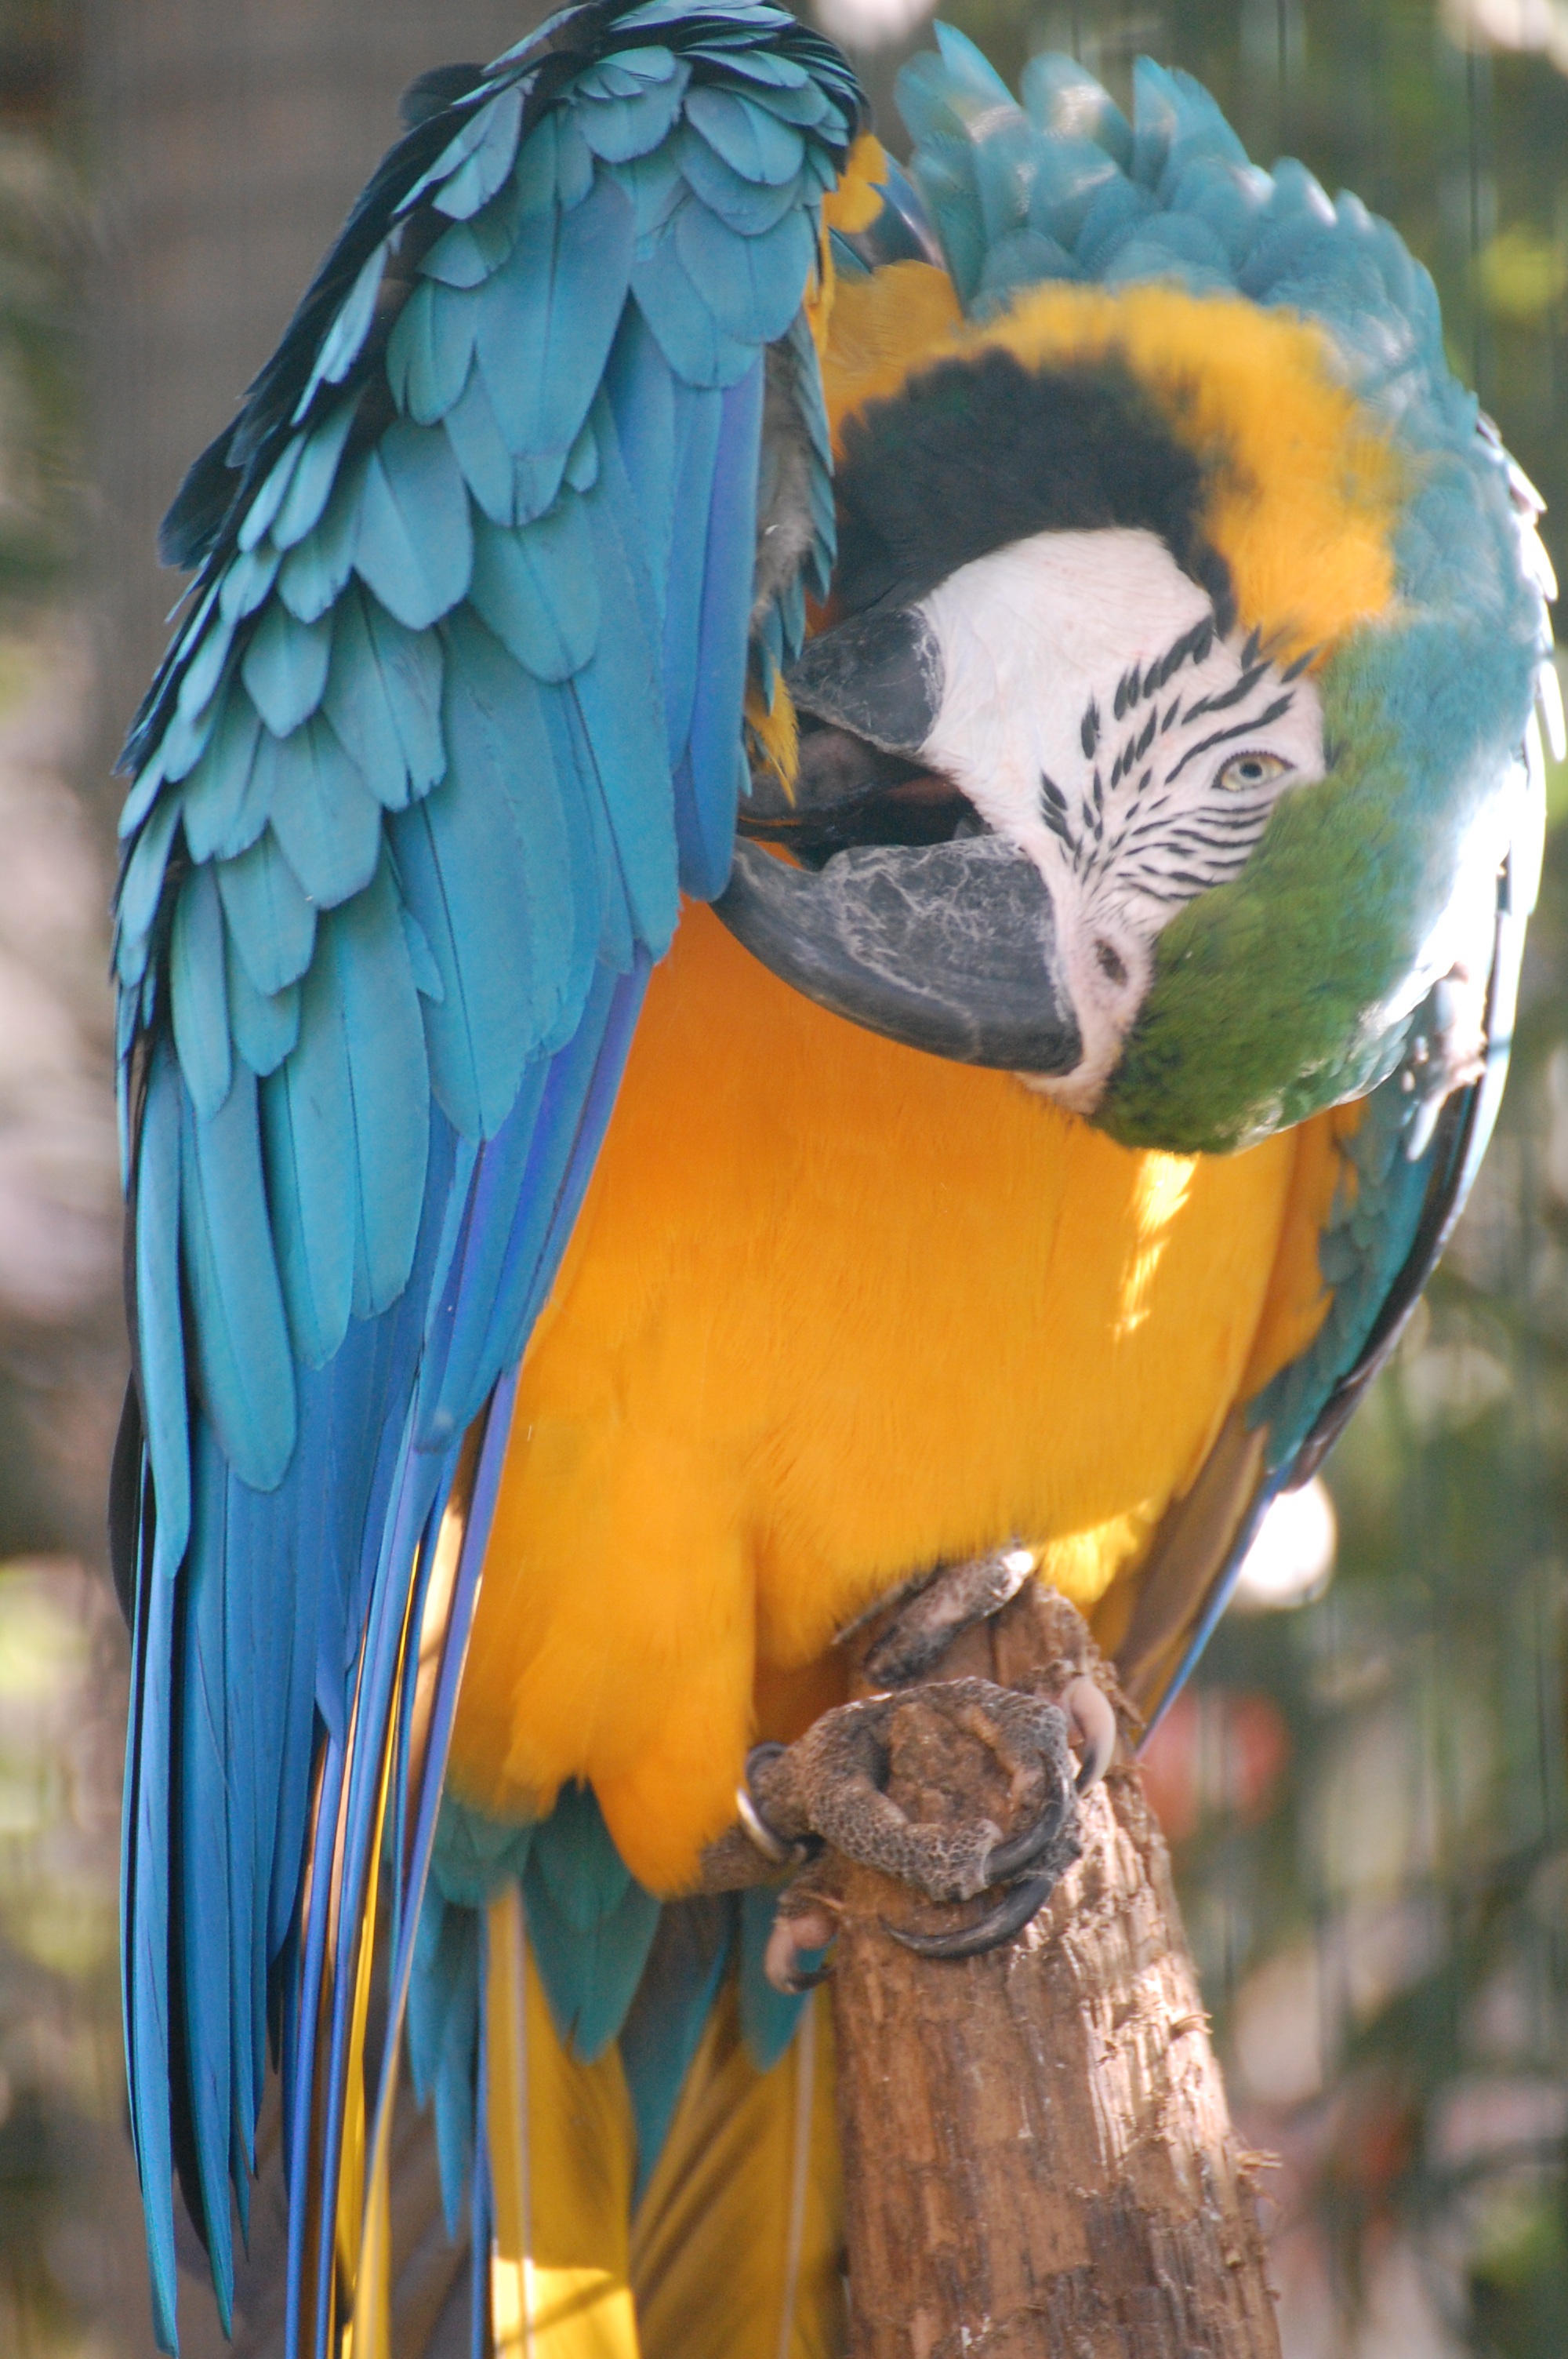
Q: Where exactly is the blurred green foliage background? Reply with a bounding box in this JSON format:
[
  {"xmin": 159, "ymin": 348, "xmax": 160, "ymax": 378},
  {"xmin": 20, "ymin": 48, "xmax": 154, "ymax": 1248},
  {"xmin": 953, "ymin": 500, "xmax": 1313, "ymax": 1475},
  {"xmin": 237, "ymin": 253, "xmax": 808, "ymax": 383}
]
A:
[{"xmin": 2, "ymin": 0, "xmax": 1567, "ymax": 2351}]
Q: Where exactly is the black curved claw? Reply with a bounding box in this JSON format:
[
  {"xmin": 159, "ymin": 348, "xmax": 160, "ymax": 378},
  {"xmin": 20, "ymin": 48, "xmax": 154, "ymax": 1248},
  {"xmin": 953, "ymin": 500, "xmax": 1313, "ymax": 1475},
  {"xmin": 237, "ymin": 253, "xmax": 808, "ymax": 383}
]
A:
[
  {"xmin": 980, "ymin": 1785, "xmax": 1071, "ymax": 1884},
  {"xmin": 739, "ymin": 1742, "xmax": 820, "ymax": 1870},
  {"xmin": 886, "ymin": 1870, "xmax": 1059, "ymax": 1961}
]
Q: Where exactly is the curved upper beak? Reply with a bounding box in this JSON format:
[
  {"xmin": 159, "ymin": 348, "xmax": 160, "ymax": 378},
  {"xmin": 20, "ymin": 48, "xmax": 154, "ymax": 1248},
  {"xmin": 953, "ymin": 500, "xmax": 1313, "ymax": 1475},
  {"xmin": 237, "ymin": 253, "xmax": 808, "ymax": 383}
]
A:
[{"xmin": 785, "ymin": 602, "xmax": 946, "ymax": 758}]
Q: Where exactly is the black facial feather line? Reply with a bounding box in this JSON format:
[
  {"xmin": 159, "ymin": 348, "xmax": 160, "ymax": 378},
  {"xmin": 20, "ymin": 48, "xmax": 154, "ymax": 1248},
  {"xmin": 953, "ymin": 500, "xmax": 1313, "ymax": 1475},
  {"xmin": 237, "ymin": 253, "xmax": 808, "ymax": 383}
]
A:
[
  {"xmin": 1038, "ymin": 652, "xmax": 1300, "ymax": 908},
  {"xmin": 1165, "ymin": 692, "xmax": 1295, "ymax": 784}
]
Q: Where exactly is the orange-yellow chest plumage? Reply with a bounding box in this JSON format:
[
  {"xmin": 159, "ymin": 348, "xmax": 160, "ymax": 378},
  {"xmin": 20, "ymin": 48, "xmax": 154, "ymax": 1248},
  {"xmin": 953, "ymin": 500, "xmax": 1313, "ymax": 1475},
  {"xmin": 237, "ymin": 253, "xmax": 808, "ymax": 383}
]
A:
[
  {"xmin": 448, "ymin": 256, "xmax": 1390, "ymax": 1892},
  {"xmin": 449, "ymin": 906, "xmax": 1330, "ymax": 1890}
]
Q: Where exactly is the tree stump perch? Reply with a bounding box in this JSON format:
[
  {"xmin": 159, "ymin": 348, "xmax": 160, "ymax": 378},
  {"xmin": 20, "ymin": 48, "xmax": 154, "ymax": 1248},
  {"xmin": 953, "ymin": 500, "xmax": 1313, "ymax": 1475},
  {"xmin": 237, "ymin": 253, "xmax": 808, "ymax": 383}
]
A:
[{"xmin": 826, "ymin": 1585, "xmax": 1282, "ymax": 2359}]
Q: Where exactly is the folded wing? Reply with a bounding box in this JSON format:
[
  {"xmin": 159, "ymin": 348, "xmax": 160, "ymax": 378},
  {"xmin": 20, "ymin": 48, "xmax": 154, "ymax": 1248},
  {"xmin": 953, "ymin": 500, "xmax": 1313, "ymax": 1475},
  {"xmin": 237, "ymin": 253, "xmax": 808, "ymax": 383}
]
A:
[{"xmin": 111, "ymin": 6, "xmax": 862, "ymax": 2345}]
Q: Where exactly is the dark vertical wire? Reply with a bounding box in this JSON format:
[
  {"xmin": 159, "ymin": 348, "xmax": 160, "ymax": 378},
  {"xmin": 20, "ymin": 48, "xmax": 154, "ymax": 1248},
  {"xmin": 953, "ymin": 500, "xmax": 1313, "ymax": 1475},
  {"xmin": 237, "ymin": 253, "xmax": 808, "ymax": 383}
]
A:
[
  {"xmin": 1313, "ymin": 1580, "xmax": 1343, "ymax": 2205},
  {"xmin": 1516, "ymin": 1096, "xmax": 1568, "ymax": 2071},
  {"xmin": 1552, "ymin": 174, "xmax": 1563, "ymax": 436},
  {"xmin": 1422, "ymin": 24, "xmax": 1488, "ymax": 2152},
  {"xmin": 1371, "ymin": 0, "xmax": 1392, "ymax": 220},
  {"xmin": 1219, "ymin": 1695, "xmax": 1239, "ymax": 2018},
  {"xmin": 1466, "ymin": 39, "xmax": 1490, "ymax": 404},
  {"xmin": 1517, "ymin": 1121, "xmax": 1563, "ymax": 2070}
]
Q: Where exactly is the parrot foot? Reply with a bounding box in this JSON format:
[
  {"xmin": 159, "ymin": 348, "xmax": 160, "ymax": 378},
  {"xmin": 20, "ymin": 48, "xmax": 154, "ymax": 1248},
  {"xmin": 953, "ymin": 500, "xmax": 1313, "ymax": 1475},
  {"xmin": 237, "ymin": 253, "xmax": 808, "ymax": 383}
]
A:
[
  {"xmin": 763, "ymin": 1892, "xmax": 841, "ymax": 1996},
  {"xmin": 845, "ymin": 1543, "xmax": 1041, "ymax": 1687},
  {"xmin": 732, "ymin": 1674, "xmax": 1118, "ymax": 1983}
]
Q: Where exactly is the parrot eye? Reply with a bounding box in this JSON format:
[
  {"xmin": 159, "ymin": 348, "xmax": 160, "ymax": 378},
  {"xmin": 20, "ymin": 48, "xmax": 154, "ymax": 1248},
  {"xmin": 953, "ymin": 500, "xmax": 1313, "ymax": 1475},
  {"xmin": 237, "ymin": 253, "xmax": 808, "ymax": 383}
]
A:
[{"xmin": 1215, "ymin": 750, "xmax": 1291, "ymax": 793}]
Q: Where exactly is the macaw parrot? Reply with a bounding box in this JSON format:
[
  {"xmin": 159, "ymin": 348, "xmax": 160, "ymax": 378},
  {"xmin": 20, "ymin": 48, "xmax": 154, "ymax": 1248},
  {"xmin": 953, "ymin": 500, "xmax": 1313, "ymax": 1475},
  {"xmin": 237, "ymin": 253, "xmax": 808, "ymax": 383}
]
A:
[{"xmin": 110, "ymin": 4, "xmax": 1555, "ymax": 2354}]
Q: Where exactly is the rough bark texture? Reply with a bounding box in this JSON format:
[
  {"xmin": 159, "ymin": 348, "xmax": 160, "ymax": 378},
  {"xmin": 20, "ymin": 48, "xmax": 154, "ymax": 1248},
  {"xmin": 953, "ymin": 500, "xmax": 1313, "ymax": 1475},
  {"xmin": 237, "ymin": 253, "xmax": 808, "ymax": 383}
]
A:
[{"xmin": 828, "ymin": 1586, "xmax": 1282, "ymax": 2359}]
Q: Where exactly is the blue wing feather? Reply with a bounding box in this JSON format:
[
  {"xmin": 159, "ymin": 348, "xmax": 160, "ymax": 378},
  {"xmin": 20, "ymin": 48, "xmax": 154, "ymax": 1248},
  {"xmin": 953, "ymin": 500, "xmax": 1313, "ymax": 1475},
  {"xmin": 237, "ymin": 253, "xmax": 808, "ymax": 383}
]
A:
[
  {"xmin": 125, "ymin": 1557, "xmax": 180, "ymax": 2346},
  {"xmin": 174, "ymin": 615, "xmax": 239, "ymax": 732},
  {"xmin": 423, "ymin": 201, "xmax": 524, "ymax": 295},
  {"xmin": 444, "ymin": 360, "xmax": 545, "ymax": 523},
  {"xmin": 169, "ymin": 863, "xmax": 232, "ymax": 1121},
  {"xmin": 433, "ymin": 85, "xmax": 526, "ymax": 220},
  {"xmin": 476, "ymin": 174, "xmax": 635, "ymax": 460},
  {"xmin": 132, "ymin": 1046, "xmax": 191, "ymax": 1573},
  {"xmin": 680, "ymin": 357, "xmax": 764, "ymax": 895},
  {"xmin": 631, "ymin": 226, "xmax": 758, "ymax": 385},
  {"xmin": 273, "ymin": 398, "xmax": 362, "ymax": 551},
  {"xmin": 266, "ymin": 716, "xmax": 383, "ymax": 906},
  {"xmin": 580, "ymin": 71, "xmax": 691, "ymax": 164},
  {"xmin": 180, "ymin": 690, "xmax": 267, "ymax": 863},
  {"xmin": 276, "ymin": 458, "xmax": 368, "ymax": 625},
  {"xmin": 262, "ymin": 965, "xmax": 358, "ymax": 1369},
  {"xmin": 114, "ymin": 5, "xmax": 861, "ymax": 2344},
  {"xmin": 180, "ymin": 1070, "xmax": 296, "ymax": 1488},
  {"xmin": 389, "ymin": 721, "xmax": 540, "ymax": 1138},
  {"xmin": 660, "ymin": 382, "xmax": 725, "ymax": 762},
  {"xmin": 467, "ymin": 494, "xmax": 601, "ymax": 682},
  {"xmin": 684, "ymin": 84, "xmax": 804, "ymax": 183},
  {"xmin": 421, "ymin": 959, "xmax": 643, "ymax": 1448},
  {"xmin": 180, "ymin": 1442, "xmax": 238, "ymax": 2327},
  {"xmin": 387, "ymin": 277, "xmax": 479, "ymax": 425},
  {"xmin": 215, "ymin": 827, "xmax": 318, "ymax": 997},
  {"xmin": 330, "ymin": 862, "xmax": 435, "ymax": 1318},
  {"xmin": 219, "ymin": 540, "xmax": 284, "ymax": 627},
  {"xmin": 355, "ymin": 422, "xmax": 474, "ymax": 631},
  {"xmin": 323, "ymin": 585, "xmax": 446, "ymax": 811},
  {"xmin": 115, "ymin": 792, "xmax": 183, "ymax": 984}
]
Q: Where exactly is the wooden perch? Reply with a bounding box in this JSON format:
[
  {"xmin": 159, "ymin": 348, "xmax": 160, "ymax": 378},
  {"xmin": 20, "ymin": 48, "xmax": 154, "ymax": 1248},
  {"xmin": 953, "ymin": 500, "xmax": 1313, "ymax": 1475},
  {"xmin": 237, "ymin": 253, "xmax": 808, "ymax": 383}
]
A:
[{"xmin": 825, "ymin": 1585, "xmax": 1282, "ymax": 2359}]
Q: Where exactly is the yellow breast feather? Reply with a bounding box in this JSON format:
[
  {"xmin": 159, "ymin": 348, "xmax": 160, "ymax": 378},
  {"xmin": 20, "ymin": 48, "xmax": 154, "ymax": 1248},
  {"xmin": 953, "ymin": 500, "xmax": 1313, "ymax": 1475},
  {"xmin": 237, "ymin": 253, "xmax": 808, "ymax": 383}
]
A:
[{"xmin": 451, "ymin": 908, "xmax": 1340, "ymax": 1890}]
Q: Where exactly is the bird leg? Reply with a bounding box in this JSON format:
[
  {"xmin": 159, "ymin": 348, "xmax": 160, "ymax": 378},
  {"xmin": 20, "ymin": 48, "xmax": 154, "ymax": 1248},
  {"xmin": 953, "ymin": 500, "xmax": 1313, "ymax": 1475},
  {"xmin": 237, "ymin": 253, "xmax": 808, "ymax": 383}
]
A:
[
  {"xmin": 698, "ymin": 1665, "xmax": 1120, "ymax": 1990},
  {"xmin": 846, "ymin": 1543, "xmax": 1120, "ymax": 1797},
  {"xmin": 696, "ymin": 1554, "xmax": 1122, "ymax": 1989},
  {"xmin": 750, "ymin": 1681, "xmax": 1071, "ymax": 1899},
  {"xmin": 848, "ymin": 1543, "xmax": 1041, "ymax": 1686}
]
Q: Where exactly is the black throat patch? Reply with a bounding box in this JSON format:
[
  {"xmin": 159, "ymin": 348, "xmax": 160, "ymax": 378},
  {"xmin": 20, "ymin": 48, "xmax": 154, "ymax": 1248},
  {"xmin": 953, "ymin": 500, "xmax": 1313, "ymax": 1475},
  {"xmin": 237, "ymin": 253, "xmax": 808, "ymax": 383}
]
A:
[{"xmin": 832, "ymin": 344, "xmax": 1234, "ymax": 625}]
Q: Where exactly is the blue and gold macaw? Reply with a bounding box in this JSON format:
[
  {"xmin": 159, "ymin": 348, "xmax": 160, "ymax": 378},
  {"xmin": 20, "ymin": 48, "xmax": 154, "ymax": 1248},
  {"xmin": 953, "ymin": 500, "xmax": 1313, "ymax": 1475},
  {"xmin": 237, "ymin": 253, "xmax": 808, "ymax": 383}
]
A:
[{"xmin": 111, "ymin": 6, "xmax": 1555, "ymax": 2354}]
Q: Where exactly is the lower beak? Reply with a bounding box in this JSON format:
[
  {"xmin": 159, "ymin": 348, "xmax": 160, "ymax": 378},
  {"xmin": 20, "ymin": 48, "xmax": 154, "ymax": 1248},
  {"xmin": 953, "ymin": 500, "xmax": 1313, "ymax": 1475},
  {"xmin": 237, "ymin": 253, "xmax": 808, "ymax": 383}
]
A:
[{"xmin": 714, "ymin": 834, "xmax": 1083, "ymax": 1075}]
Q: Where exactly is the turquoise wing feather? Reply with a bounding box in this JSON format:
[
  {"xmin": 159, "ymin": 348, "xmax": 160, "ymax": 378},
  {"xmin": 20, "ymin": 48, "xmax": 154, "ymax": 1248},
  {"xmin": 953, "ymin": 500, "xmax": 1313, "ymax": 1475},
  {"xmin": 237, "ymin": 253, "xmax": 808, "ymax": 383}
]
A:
[{"xmin": 111, "ymin": 6, "xmax": 860, "ymax": 2346}]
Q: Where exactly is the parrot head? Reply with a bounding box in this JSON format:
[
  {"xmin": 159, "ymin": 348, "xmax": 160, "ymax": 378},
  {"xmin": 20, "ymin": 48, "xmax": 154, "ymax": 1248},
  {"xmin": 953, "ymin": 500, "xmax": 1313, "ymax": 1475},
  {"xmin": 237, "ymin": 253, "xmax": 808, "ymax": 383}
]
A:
[{"xmin": 720, "ymin": 48, "xmax": 1554, "ymax": 1156}]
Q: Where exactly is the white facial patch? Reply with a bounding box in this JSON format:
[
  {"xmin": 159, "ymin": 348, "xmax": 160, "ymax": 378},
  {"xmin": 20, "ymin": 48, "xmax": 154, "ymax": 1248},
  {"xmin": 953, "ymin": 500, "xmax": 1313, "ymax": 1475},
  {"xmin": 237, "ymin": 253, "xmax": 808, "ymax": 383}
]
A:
[{"xmin": 915, "ymin": 527, "xmax": 1326, "ymax": 1109}]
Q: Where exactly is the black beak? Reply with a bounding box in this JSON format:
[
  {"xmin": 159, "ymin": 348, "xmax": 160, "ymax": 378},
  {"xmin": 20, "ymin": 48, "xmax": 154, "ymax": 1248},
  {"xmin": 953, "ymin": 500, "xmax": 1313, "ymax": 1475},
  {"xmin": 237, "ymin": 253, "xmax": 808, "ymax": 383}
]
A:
[
  {"xmin": 714, "ymin": 835, "xmax": 1083, "ymax": 1075},
  {"xmin": 740, "ymin": 605, "xmax": 956, "ymax": 863},
  {"xmin": 785, "ymin": 603, "xmax": 944, "ymax": 758},
  {"xmin": 723, "ymin": 603, "xmax": 1082, "ymax": 1074}
]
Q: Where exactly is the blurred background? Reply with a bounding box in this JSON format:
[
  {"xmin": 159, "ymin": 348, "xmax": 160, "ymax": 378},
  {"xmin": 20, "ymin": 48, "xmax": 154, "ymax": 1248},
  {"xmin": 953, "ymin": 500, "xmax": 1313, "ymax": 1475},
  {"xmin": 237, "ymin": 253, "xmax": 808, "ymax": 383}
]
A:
[{"xmin": 0, "ymin": 0, "xmax": 1566, "ymax": 2350}]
